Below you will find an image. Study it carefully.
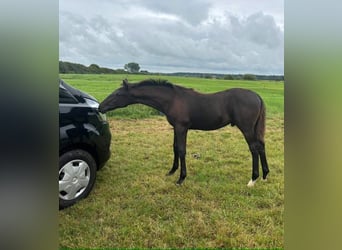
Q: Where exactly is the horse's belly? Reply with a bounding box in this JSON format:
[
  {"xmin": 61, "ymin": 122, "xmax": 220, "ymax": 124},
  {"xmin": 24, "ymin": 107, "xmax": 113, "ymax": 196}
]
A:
[{"xmin": 189, "ymin": 116, "xmax": 229, "ymax": 130}]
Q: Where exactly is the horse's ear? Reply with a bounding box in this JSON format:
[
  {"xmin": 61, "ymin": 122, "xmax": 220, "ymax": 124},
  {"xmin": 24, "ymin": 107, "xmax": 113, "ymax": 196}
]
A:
[{"xmin": 122, "ymin": 79, "xmax": 129, "ymax": 90}]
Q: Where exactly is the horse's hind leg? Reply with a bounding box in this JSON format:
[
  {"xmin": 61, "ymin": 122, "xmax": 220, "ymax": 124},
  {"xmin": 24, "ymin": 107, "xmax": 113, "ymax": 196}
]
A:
[
  {"xmin": 247, "ymin": 139, "xmax": 270, "ymax": 186},
  {"xmin": 241, "ymin": 129, "xmax": 260, "ymax": 187},
  {"xmin": 247, "ymin": 142, "xmax": 260, "ymax": 187},
  {"xmin": 258, "ymin": 141, "xmax": 269, "ymax": 180}
]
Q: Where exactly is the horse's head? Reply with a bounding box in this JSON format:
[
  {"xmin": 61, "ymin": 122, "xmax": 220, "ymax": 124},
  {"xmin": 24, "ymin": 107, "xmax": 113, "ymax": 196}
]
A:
[{"xmin": 99, "ymin": 79, "xmax": 134, "ymax": 113}]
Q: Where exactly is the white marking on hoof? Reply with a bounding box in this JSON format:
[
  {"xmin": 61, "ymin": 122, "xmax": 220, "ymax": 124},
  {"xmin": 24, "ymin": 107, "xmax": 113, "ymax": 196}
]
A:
[
  {"xmin": 247, "ymin": 179, "xmax": 256, "ymax": 187},
  {"xmin": 262, "ymin": 178, "xmax": 267, "ymax": 182}
]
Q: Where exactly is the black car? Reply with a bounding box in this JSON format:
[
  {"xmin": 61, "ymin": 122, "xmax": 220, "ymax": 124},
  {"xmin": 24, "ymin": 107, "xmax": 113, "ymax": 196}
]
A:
[{"xmin": 59, "ymin": 79, "xmax": 111, "ymax": 209}]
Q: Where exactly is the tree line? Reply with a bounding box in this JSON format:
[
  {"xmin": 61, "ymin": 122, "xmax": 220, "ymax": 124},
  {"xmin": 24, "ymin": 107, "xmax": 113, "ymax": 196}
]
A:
[
  {"xmin": 59, "ymin": 61, "xmax": 126, "ymax": 74},
  {"xmin": 173, "ymin": 72, "xmax": 284, "ymax": 81},
  {"xmin": 59, "ymin": 61, "xmax": 284, "ymax": 81}
]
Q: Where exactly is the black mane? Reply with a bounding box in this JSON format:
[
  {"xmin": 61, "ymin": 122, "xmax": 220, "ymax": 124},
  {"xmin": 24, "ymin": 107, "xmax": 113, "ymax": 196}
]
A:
[
  {"xmin": 132, "ymin": 79, "xmax": 174, "ymax": 89},
  {"xmin": 130, "ymin": 79, "xmax": 196, "ymax": 92}
]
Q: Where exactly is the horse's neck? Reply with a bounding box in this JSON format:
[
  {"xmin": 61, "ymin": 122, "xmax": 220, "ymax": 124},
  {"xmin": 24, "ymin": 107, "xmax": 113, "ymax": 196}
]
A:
[{"xmin": 132, "ymin": 87, "xmax": 173, "ymax": 113}]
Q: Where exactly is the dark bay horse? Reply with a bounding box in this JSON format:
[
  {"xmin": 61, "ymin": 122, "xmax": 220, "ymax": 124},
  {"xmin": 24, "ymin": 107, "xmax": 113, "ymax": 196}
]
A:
[{"xmin": 99, "ymin": 79, "xmax": 269, "ymax": 187}]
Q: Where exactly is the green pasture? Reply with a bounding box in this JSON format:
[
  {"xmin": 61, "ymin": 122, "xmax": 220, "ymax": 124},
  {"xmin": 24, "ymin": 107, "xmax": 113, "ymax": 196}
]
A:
[{"xmin": 59, "ymin": 74, "xmax": 284, "ymax": 249}]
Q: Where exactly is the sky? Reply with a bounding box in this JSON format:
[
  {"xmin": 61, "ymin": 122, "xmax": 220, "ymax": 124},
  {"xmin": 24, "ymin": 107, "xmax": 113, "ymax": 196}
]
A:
[{"xmin": 59, "ymin": 0, "xmax": 283, "ymax": 75}]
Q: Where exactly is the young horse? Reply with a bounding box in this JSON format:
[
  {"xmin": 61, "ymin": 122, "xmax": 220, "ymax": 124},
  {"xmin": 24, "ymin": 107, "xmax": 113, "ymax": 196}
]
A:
[{"xmin": 99, "ymin": 79, "xmax": 269, "ymax": 187}]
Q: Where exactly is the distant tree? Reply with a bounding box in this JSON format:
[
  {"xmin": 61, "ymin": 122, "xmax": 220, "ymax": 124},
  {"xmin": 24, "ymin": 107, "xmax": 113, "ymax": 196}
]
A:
[
  {"xmin": 60, "ymin": 61, "xmax": 114, "ymax": 74},
  {"xmin": 243, "ymin": 74, "xmax": 256, "ymax": 81},
  {"xmin": 114, "ymin": 69, "xmax": 127, "ymax": 74},
  {"xmin": 124, "ymin": 62, "xmax": 140, "ymax": 73},
  {"xmin": 59, "ymin": 61, "xmax": 67, "ymax": 73},
  {"xmin": 59, "ymin": 61, "xmax": 89, "ymax": 74},
  {"xmin": 224, "ymin": 74, "xmax": 234, "ymax": 80},
  {"xmin": 89, "ymin": 64, "xmax": 100, "ymax": 73}
]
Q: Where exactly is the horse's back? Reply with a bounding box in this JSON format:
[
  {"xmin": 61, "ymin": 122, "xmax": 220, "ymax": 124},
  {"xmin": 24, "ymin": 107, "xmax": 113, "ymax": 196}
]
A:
[
  {"xmin": 225, "ymin": 88, "xmax": 262, "ymax": 109},
  {"xmin": 225, "ymin": 87, "xmax": 260, "ymax": 98}
]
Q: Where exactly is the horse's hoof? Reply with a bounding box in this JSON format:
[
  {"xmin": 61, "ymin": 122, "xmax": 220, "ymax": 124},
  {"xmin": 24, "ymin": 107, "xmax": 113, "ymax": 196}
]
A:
[
  {"xmin": 176, "ymin": 179, "xmax": 184, "ymax": 186},
  {"xmin": 247, "ymin": 179, "xmax": 256, "ymax": 187},
  {"xmin": 166, "ymin": 171, "xmax": 175, "ymax": 176},
  {"xmin": 262, "ymin": 178, "xmax": 267, "ymax": 182}
]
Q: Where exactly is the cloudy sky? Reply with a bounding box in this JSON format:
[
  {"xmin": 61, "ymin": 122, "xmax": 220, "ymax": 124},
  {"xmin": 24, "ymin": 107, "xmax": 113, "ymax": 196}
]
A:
[{"xmin": 59, "ymin": 0, "xmax": 283, "ymax": 75}]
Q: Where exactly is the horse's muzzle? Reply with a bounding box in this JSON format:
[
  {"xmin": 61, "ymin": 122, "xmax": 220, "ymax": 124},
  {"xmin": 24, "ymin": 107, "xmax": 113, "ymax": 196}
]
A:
[{"xmin": 98, "ymin": 104, "xmax": 107, "ymax": 113}]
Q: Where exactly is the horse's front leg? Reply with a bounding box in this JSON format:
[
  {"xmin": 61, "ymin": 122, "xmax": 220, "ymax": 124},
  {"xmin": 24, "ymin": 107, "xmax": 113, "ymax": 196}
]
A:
[
  {"xmin": 175, "ymin": 127, "xmax": 188, "ymax": 185},
  {"xmin": 167, "ymin": 130, "xmax": 179, "ymax": 176}
]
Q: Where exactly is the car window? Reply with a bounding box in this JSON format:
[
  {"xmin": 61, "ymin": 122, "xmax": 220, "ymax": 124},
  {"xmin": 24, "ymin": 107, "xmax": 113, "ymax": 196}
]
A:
[{"xmin": 59, "ymin": 86, "xmax": 78, "ymax": 104}]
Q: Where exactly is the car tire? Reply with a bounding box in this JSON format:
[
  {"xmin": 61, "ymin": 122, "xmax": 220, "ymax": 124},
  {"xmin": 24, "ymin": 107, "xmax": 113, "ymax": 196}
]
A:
[{"xmin": 59, "ymin": 149, "xmax": 97, "ymax": 210}]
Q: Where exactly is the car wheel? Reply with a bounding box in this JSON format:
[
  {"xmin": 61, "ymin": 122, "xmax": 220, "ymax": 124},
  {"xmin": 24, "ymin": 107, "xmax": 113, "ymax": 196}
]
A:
[{"xmin": 59, "ymin": 149, "xmax": 97, "ymax": 209}]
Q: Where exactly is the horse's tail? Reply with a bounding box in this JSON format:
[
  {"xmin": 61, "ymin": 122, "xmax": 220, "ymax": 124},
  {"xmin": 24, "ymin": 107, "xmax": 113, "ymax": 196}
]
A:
[{"xmin": 255, "ymin": 97, "xmax": 266, "ymax": 144}]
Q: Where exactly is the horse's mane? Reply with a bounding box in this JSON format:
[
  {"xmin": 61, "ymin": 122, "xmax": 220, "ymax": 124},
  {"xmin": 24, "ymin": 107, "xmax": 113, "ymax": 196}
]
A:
[
  {"xmin": 132, "ymin": 79, "xmax": 174, "ymax": 89},
  {"xmin": 129, "ymin": 79, "xmax": 195, "ymax": 93}
]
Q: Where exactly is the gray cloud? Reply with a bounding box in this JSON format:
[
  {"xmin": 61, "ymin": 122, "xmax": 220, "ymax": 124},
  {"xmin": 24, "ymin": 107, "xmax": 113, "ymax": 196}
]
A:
[
  {"xmin": 138, "ymin": 0, "xmax": 212, "ymax": 25},
  {"xmin": 59, "ymin": 0, "xmax": 283, "ymax": 74}
]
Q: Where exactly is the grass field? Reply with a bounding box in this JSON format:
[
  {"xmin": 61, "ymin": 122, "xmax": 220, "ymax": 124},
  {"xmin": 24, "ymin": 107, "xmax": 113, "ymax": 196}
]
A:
[{"xmin": 59, "ymin": 74, "xmax": 284, "ymax": 249}]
